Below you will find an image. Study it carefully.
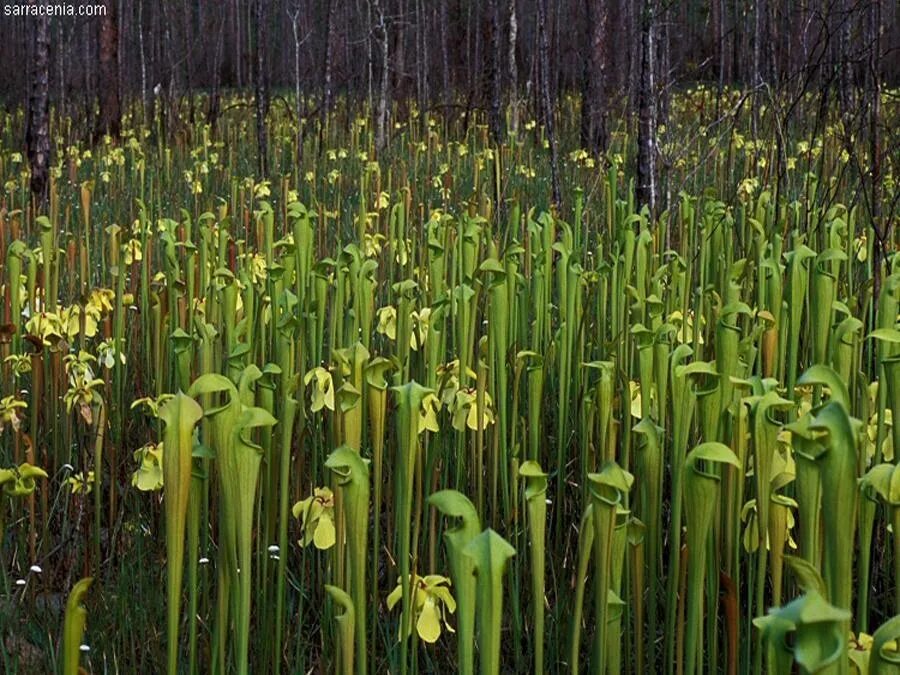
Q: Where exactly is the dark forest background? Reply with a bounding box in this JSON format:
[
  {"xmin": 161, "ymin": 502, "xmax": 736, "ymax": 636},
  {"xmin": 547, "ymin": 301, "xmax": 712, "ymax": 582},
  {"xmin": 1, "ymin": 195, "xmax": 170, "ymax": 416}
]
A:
[{"xmin": 2, "ymin": 0, "xmax": 898, "ymax": 138}]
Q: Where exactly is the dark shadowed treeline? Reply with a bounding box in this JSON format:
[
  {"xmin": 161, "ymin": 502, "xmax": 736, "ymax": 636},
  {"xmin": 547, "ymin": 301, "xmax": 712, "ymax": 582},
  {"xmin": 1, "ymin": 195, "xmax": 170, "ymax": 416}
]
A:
[{"xmin": 2, "ymin": 0, "xmax": 898, "ymax": 130}]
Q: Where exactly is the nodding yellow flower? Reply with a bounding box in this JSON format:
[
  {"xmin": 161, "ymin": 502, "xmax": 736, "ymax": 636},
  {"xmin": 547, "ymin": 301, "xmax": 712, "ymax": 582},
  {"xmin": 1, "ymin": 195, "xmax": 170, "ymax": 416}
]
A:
[
  {"xmin": 738, "ymin": 177, "xmax": 760, "ymax": 203},
  {"xmin": 254, "ymin": 180, "xmax": 271, "ymax": 198},
  {"xmin": 247, "ymin": 253, "xmax": 268, "ymax": 284},
  {"xmin": 304, "ymin": 367, "xmax": 336, "ymax": 412},
  {"xmin": 628, "ymin": 381, "xmax": 643, "ymax": 419},
  {"xmin": 68, "ymin": 470, "xmax": 95, "ymax": 495},
  {"xmin": 130, "ymin": 394, "xmax": 175, "ymax": 418},
  {"xmin": 450, "ymin": 387, "xmax": 495, "ymax": 432},
  {"xmin": 364, "ymin": 232, "xmax": 386, "ymax": 258},
  {"xmin": 853, "ymin": 232, "xmax": 868, "ymax": 262},
  {"xmin": 410, "ymin": 307, "xmax": 431, "ymax": 350},
  {"xmin": 25, "ymin": 311, "xmax": 64, "ymax": 345},
  {"xmin": 418, "ymin": 392, "xmax": 441, "ymax": 434},
  {"xmin": 668, "ymin": 310, "xmax": 705, "ymax": 345},
  {"xmin": 392, "ymin": 238, "xmax": 410, "ymax": 266},
  {"xmin": 97, "ymin": 338, "xmax": 126, "ymax": 369},
  {"xmin": 292, "ymin": 487, "xmax": 336, "ymax": 550},
  {"xmin": 0, "ymin": 395, "xmax": 27, "ymax": 433},
  {"xmin": 376, "ymin": 305, "xmax": 398, "ymax": 341},
  {"xmin": 3, "ymin": 354, "xmax": 32, "ymax": 377},
  {"xmin": 740, "ymin": 496, "xmax": 798, "ymax": 553},
  {"xmin": 132, "ymin": 443, "xmax": 164, "ymax": 491},
  {"xmin": 1, "ymin": 463, "xmax": 48, "ymax": 497},
  {"xmin": 123, "ymin": 239, "xmax": 142, "ymax": 264},
  {"xmin": 386, "ymin": 574, "xmax": 456, "ymax": 643}
]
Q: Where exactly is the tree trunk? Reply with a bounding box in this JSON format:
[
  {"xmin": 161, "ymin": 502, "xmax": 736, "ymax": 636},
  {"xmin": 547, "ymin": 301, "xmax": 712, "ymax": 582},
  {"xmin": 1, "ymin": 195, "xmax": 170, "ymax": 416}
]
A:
[
  {"xmin": 580, "ymin": 0, "xmax": 610, "ymax": 155},
  {"xmin": 254, "ymin": 0, "xmax": 269, "ymax": 177},
  {"xmin": 508, "ymin": 0, "xmax": 519, "ymax": 133},
  {"xmin": 537, "ymin": 0, "xmax": 560, "ymax": 206},
  {"xmin": 138, "ymin": 0, "xmax": 148, "ymax": 124},
  {"xmin": 98, "ymin": 0, "xmax": 121, "ymax": 139},
  {"xmin": 319, "ymin": 0, "xmax": 337, "ymax": 154},
  {"xmin": 869, "ymin": 0, "xmax": 885, "ymax": 301},
  {"xmin": 636, "ymin": 0, "xmax": 657, "ymax": 215},
  {"xmin": 441, "ymin": 0, "xmax": 450, "ymax": 107},
  {"xmin": 26, "ymin": 0, "xmax": 51, "ymax": 203},
  {"xmin": 323, "ymin": 0, "xmax": 337, "ymax": 120},
  {"xmin": 290, "ymin": 2, "xmax": 305, "ymax": 170},
  {"xmin": 488, "ymin": 0, "xmax": 503, "ymax": 143},
  {"xmin": 373, "ymin": 0, "xmax": 390, "ymax": 155},
  {"xmin": 207, "ymin": 11, "xmax": 225, "ymax": 133}
]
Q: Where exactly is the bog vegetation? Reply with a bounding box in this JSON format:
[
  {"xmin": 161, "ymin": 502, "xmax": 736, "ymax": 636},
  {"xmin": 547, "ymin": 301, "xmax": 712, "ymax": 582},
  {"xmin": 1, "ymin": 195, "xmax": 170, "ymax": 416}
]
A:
[{"xmin": 0, "ymin": 89, "xmax": 899, "ymax": 674}]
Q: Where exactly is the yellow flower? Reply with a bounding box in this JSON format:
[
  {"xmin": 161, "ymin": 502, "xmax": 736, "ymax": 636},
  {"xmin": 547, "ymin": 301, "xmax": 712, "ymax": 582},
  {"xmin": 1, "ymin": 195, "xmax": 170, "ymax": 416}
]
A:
[
  {"xmin": 0, "ymin": 395, "xmax": 27, "ymax": 433},
  {"xmin": 387, "ymin": 574, "xmax": 456, "ymax": 643},
  {"xmin": 68, "ymin": 470, "xmax": 95, "ymax": 495},
  {"xmin": 123, "ymin": 239, "xmax": 142, "ymax": 264},
  {"xmin": 418, "ymin": 393, "xmax": 441, "ymax": 434},
  {"xmin": 292, "ymin": 487, "xmax": 336, "ymax": 549},
  {"xmin": 132, "ymin": 443, "xmax": 164, "ymax": 491},
  {"xmin": 450, "ymin": 388, "xmax": 495, "ymax": 432},
  {"xmin": 376, "ymin": 305, "xmax": 398, "ymax": 341},
  {"xmin": 25, "ymin": 311, "xmax": 64, "ymax": 345},
  {"xmin": 304, "ymin": 367, "xmax": 335, "ymax": 412}
]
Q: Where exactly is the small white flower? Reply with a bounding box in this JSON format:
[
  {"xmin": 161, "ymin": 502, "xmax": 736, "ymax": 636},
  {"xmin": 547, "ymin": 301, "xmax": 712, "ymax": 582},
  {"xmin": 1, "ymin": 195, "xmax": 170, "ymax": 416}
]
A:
[
  {"xmin": 15, "ymin": 579, "xmax": 26, "ymax": 586},
  {"xmin": 80, "ymin": 644, "xmax": 90, "ymax": 652},
  {"xmin": 267, "ymin": 545, "xmax": 279, "ymax": 554},
  {"xmin": 29, "ymin": 565, "xmax": 42, "ymax": 574},
  {"xmin": 199, "ymin": 557, "xmax": 210, "ymax": 565}
]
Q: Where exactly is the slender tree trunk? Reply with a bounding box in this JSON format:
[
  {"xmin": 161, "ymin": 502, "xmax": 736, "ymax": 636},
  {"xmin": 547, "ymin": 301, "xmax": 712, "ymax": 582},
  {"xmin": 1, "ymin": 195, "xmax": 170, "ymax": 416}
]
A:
[
  {"xmin": 289, "ymin": 2, "xmax": 305, "ymax": 169},
  {"xmin": 184, "ymin": 0, "xmax": 197, "ymax": 123},
  {"xmin": 869, "ymin": 0, "xmax": 885, "ymax": 300},
  {"xmin": 367, "ymin": 0, "xmax": 374, "ymax": 111},
  {"xmin": 839, "ymin": 0, "xmax": 852, "ymax": 113},
  {"xmin": 319, "ymin": 0, "xmax": 337, "ymax": 153},
  {"xmin": 488, "ymin": 0, "xmax": 503, "ymax": 143},
  {"xmin": 581, "ymin": 0, "xmax": 610, "ymax": 155},
  {"xmin": 26, "ymin": 0, "xmax": 51, "ymax": 203},
  {"xmin": 98, "ymin": 0, "xmax": 122, "ymax": 139},
  {"xmin": 752, "ymin": 0, "xmax": 765, "ymax": 137},
  {"xmin": 323, "ymin": 0, "xmax": 337, "ymax": 119},
  {"xmin": 207, "ymin": 10, "xmax": 225, "ymax": 133},
  {"xmin": 657, "ymin": 1, "xmax": 669, "ymax": 127},
  {"xmin": 138, "ymin": 0, "xmax": 148, "ymax": 124},
  {"xmin": 715, "ymin": 0, "xmax": 726, "ymax": 117},
  {"xmin": 373, "ymin": 0, "xmax": 390, "ymax": 155},
  {"xmin": 636, "ymin": 0, "xmax": 657, "ymax": 215},
  {"xmin": 255, "ymin": 0, "xmax": 269, "ymax": 176},
  {"xmin": 56, "ymin": 17, "xmax": 65, "ymax": 120},
  {"xmin": 441, "ymin": 0, "xmax": 451, "ymax": 107},
  {"xmin": 537, "ymin": 0, "xmax": 560, "ymax": 206},
  {"xmin": 507, "ymin": 0, "xmax": 519, "ymax": 133}
]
